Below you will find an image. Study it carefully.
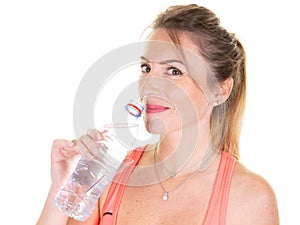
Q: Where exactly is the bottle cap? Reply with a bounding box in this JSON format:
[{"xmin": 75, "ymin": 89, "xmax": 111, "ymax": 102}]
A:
[{"xmin": 124, "ymin": 101, "xmax": 144, "ymax": 118}]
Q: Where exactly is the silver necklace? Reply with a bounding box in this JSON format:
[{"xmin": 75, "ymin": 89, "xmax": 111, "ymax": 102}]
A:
[
  {"xmin": 153, "ymin": 151, "xmax": 199, "ymax": 200},
  {"xmin": 153, "ymin": 149, "xmax": 178, "ymax": 178},
  {"xmin": 153, "ymin": 146, "xmax": 218, "ymax": 201}
]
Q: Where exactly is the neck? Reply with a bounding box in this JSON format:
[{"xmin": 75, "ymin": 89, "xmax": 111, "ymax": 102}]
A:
[{"xmin": 155, "ymin": 121, "xmax": 217, "ymax": 178}]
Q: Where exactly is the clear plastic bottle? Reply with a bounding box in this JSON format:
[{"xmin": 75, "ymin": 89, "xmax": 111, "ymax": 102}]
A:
[{"xmin": 54, "ymin": 101, "xmax": 143, "ymax": 221}]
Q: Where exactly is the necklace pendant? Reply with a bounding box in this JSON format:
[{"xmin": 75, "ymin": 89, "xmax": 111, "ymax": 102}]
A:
[{"xmin": 162, "ymin": 192, "xmax": 169, "ymax": 201}]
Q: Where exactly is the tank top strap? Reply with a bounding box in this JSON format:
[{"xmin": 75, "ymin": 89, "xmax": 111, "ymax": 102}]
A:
[
  {"xmin": 203, "ymin": 151, "xmax": 236, "ymax": 225},
  {"xmin": 100, "ymin": 146, "xmax": 146, "ymax": 225}
]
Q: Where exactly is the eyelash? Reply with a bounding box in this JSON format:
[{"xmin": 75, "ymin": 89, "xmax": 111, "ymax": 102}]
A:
[
  {"xmin": 141, "ymin": 64, "xmax": 151, "ymax": 73},
  {"xmin": 167, "ymin": 67, "xmax": 183, "ymax": 76},
  {"xmin": 140, "ymin": 64, "xmax": 184, "ymax": 77}
]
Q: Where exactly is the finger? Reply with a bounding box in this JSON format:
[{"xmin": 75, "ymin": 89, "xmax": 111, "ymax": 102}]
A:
[
  {"xmin": 87, "ymin": 129, "xmax": 111, "ymax": 149},
  {"xmin": 87, "ymin": 128, "xmax": 103, "ymax": 141},
  {"xmin": 80, "ymin": 135, "xmax": 99, "ymax": 155},
  {"xmin": 51, "ymin": 139, "xmax": 78, "ymax": 162},
  {"xmin": 52, "ymin": 139, "xmax": 74, "ymax": 150},
  {"xmin": 76, "ymin": 137, "xmax": 94, "ymax": 161}
]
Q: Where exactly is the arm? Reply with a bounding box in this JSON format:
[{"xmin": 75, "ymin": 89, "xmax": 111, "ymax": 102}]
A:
[
  {"xmin": 35, "ymin": 185, "xmax": 68, "ymax": 225},
  {"xmin": 243, "ymin": 176, "xmax": 279, "ymax": 225},
  {"xmin": 228, "ymin": 163, "xmax": 279, "ymax": 225},
  {"xmin": 36, "ymin": 139, "xmax": 101, "ymax": 225}
]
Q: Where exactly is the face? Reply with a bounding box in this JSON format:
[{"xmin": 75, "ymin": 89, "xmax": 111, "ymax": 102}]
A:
[{"xmin": 138, "ymin": 29, "xmax": 214, "ymax": 135}]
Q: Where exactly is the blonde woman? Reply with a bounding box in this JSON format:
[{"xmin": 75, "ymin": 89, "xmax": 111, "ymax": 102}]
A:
[{"xmin": 37, "ymin": 4, "xmax": 279, "ymax": 225}]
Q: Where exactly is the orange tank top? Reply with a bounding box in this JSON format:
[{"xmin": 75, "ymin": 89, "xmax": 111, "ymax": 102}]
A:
[{"xmin": 100, "ymin": 146, "xmax": 236, "ymax": 225}]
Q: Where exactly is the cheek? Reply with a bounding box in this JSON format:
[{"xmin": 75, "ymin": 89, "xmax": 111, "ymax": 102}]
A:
[
  {"xmin": 173, "ymin": 84, "xmax": 211, "ymax": 122},
  {"xmin": 189, "ymin": 91, "xmax": 209, "ymax": 111}
]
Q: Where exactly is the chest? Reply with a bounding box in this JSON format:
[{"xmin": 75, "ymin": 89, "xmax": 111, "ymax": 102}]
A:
[{"xmin": 116, "ymin": 178, "xmax": 214, "ymax": 225}]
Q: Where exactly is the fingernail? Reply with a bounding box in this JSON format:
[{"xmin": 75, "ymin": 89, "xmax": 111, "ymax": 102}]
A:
[{"xmin": 67, "ymin": 141, "xmax": 74, "ymax": 146}]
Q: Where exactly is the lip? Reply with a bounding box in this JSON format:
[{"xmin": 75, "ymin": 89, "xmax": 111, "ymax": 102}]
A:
[{"xmin": 146, "ymin": 104, "xmax": 170, "ymax": 114}]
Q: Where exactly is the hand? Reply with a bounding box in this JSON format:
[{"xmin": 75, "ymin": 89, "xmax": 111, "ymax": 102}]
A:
[
  {"xmin": 49, "ymin": 129, "xmax": 104, "ymax": 190},
  {"xmin": 50, "ymin": 129, "xmax": 133, "ymax": 190},
  {"xmin": 80, "ymin": 128, "xmax": 135, "ymax": 175},
  {"xmin": 50, "ymin": 139, "xmax": 80, "ymax": 191}
]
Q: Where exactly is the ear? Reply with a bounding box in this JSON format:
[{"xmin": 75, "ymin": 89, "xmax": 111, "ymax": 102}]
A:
[
  {"xmin": 212, "ymin": 77, "xmax": 233, "ymax": 106},
  {"xmin": 220, "ymin": 77, "xmax": 233, "ymax": 102}
]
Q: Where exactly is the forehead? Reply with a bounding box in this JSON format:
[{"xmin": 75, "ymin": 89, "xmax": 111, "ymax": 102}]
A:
[
  {"xmin": 142, "ymin": 29, "xmax": 208, "ymax": 73},
  {"xmin": 142, "ymin": 29, "xmax": 201, "ymax": 62}
]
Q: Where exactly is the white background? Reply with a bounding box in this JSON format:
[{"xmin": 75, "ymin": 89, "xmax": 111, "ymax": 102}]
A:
[{"xmin": 0, "ymin": 0, "xmax": 299, "ymax": 224}]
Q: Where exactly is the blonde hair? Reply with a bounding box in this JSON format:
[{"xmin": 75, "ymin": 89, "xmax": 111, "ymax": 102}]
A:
[{"xmin": 152, "ymin": 4, "xmax": 246, "ymax": 159}]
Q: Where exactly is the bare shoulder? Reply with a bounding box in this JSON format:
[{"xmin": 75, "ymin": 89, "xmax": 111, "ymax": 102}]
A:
[{"xmin": 227, "ymin": 161, "xmax": 279, "ymax": 225}]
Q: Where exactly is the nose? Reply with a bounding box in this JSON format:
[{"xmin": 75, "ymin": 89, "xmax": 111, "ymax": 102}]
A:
[
  {"xmin": 138, "ymin": 61, "xmax": 165, "ymax": 96},
  {"xmin": 138, "ymin": 75, "xmax": 162, "ymax": 97}
]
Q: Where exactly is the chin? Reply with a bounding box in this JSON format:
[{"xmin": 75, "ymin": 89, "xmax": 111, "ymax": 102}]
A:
[
  {"xmin": 143, "ymin": 115, "xmax": 183, "ymax": 135},
  {"xmin": 144, "ymin": 120, "xmax": 165, "ymax": 135},
  {"xmin": 143, "ymin": 114, "xmax": 167, "ymax": 135}
]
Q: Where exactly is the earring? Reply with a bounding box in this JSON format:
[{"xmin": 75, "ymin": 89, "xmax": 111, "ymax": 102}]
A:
[{"xmin": 212, "ymin": 100, "xmax": 222, "ymax": 106}]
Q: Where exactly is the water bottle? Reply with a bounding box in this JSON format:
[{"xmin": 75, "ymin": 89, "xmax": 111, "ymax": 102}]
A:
[{"xmin": 54, "ymin": 101, "xmax": 144, "ymax": 221}]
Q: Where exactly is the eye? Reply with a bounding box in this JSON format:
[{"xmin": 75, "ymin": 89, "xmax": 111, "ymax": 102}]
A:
[
  {"xmin": 166, "ymin": 67, "xmax": 183, "ymax": 76},
  {"xmin": 141, "ymin": 64, "xmax": 151, "ymax": 74}
]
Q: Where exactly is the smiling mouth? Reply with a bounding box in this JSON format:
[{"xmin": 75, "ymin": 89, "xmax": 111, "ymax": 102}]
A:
[{"xmin": 146, "ymin": 104, "xmax": 170, "ymax": 114}]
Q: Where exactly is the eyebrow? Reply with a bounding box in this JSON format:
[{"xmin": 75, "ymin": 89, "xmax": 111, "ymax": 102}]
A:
[{"xmin": 140, "ymin": 56, "xmax": 185, "ymax": 65}]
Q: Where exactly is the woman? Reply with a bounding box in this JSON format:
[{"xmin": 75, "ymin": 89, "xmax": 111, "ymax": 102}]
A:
[{"xmin": 37, "ymin": 4, "xmax": 279, "ymax": 225}]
